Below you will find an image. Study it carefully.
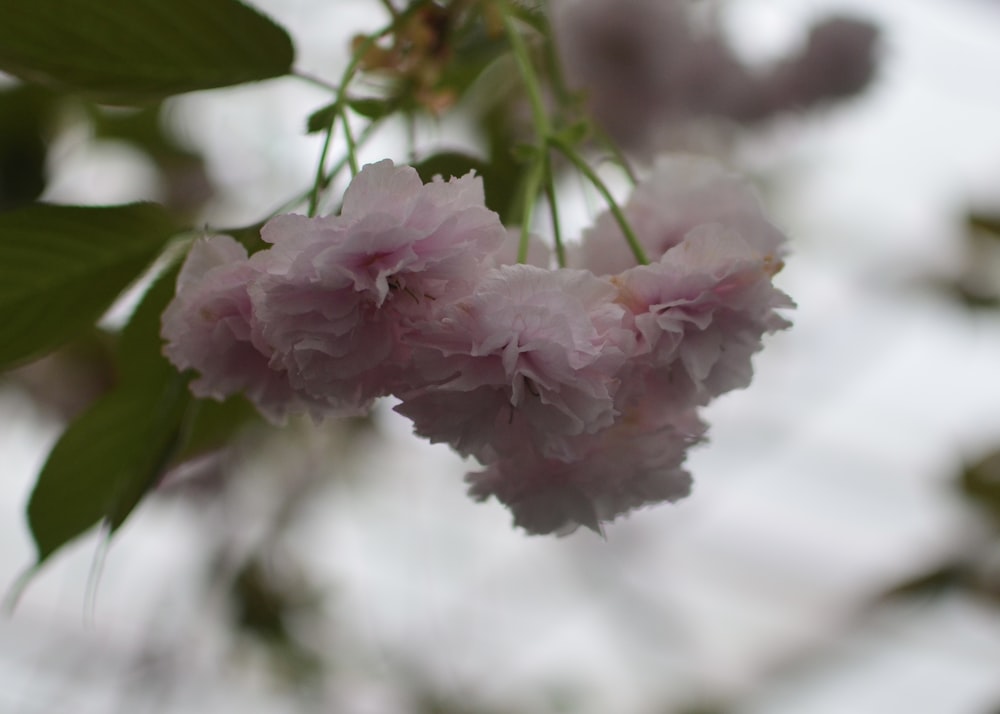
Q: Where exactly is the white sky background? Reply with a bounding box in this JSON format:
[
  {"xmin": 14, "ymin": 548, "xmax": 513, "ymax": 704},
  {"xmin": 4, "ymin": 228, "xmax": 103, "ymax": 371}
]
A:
[{"xmin": 4, "ymin": 0, "xmax": 1000, "ymax": 712}]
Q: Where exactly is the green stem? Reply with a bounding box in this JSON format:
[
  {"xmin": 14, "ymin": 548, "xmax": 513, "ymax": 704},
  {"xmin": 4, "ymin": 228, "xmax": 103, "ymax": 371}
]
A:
[
  {"xmin": 377, "ymin": 0, "xmax": 399, "ymax": 21},
  {"xmin": 551, "ymin": 135, "xmax": 648, "ymax": 265},
  {"xmin": 595, "ymin": 126, "xmax": 638, "ymax": 185},
  {"xmin": 543, "ymin": 154, "xmax": 566, "ymax": 267},
  {"xmin": 1, "ymin": 563, "xmax": 39, "ymax": 615},
  {"xmin": 291, "ymin": 68, "xmax": 340, "ymax": 93},
  {"xmin": 500, "ymin": 1, "xmax": 550, "ymax": 135},
  {"xmin": 307, "ymin": 19, "xmax": 399, "ymax": 216},
  {"xmin": 308, "ymin": 126, "xmax": 336, "ymax": 217},
  {"xmin": 517, "ymin": 152, "xmax": 546, "ymax": 264},
  {"xmin": 264, "ymin": 121, "xmax": 383, "ymax": 220},
  {"xmin": 340, "ymin": 110, "xmax": 360, "ymax": 177},
  {"xmin": 502, "ymin": 0, "xmax": 552, "ymax": 264}
]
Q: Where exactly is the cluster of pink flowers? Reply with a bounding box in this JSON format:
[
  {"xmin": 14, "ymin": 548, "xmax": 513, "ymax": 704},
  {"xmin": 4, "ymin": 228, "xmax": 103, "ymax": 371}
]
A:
[{"xmin": 162, "ymin": 158, "xmax": 792, "ymax": 534}]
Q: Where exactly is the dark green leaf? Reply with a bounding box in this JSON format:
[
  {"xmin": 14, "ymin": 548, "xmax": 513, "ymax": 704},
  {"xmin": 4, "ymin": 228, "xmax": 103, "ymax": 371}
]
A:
[
  {"xmin": 27, "ymin": 263, "xmax": 193, "ymax": 564},
  {"xmin": 969, "ymin": 212, "xmax": 1000, "ymax": 240},
  {"xmin": 116, "ymin": 262, "xmax": 180, "ymax": 384},
  {"xmin": 962, "ymin": 449, "xmax": 1000, "ymax": 527},
  {"xmin": 554, "ymin": 120, "xmax": 591, "ymax": 147},
  {"xmin": 0, "ymin": 0, "xmax": 295, "ymax": 103},
  {"xmin": 438, "ymin": 20, "xmax": 510, "ymax": 99},
  {"xmin": 509, "ymin": 3, "xmax": 547, "ymax": 34},
  {"xmin": 104, "ymin": 374, "xmax": 191, "ymax": 531},
  {"xmin": 27, "ymin": 372, "xmax": 190, "ymax": 562},
  {"xmin": 224, "ymin": 221, "xmax": 269, "ymax": 255},
  {"xmin": 939, "ymin": 278, "xmax": 1000, "ymax": 312},
  {"xmin": 0, "ymin": 85, "xmax": 53, "ymax": 209},
  {"xmin": 510, "ymin": 143, "xmax": 538, "ymax": 163},
  {"xmin": 881, "ymin": 563, "xmax": 965, "ymax": 601},
  {"xmin": 348, "ymin": 97, "xmax": 394, "ymax": 120},
  {"xmin": 413, "ymin": 151, "xmax": 488, "ymax": 184},
  {"xmin": 414, "ymin": 149, "xmax": 520, "ymax": 226},
  {"xmin": 306, "ymin": 101, "xmax": 338, "ymax": 134},
  {"xmin": 178, "ymin": 395, "xmax": 261, "ymax": 461},
  {"xmin": 307, "ymin": 97, "xmax": 398, "ymax": 134},
  {"xmin": 0, "ymin": 202, "xmax": 180, "ymax": 370},
  {"xmin": 481, "ymin": 107, "xmax": 525, "ymax": 222}
]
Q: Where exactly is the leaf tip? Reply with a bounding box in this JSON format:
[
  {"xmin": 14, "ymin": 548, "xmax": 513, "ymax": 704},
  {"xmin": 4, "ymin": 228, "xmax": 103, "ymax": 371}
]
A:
[{"xmin": 2, "ymin": 563, "xmax": 42, "ymax": 616}]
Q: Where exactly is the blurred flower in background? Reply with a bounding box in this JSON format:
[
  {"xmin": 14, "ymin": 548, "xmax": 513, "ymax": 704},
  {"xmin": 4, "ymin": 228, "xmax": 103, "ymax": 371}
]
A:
[{"xmin": 552, "ymin": 0, "xmax": 880, "ymax": 150}]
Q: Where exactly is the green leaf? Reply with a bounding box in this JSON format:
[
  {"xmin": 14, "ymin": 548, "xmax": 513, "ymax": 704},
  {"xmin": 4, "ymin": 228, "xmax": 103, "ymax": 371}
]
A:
[
  {"xmin": 307, "ymin": 97, "xmax": 394, "ymax": 134},
  {"xmin": 348, "ymin": 97, "xmax": 394, "ymax": 120},
  {"xmin": 306, "ymin": 101, "xmax": 338, "ymax": 134},
  {"xmin": 510, "ymin": 142, "xmax": 538, "ymax": 163},
  {"xmin": 554, "ymin": 120, "xmax": 591, "ymax": 147},
  {"xmin": 969, "ymin": 212, "xmax": 1000, "ymax": 240},
  {"xmin": 27, "ymin": 264, "xmax": 193, "ymax": 564},
  {"xmin": 0, "ymin": 202, "xmax": 180, "ymax": 370},
  {"xmin": 481, "ymin": 107, "xmax": 527, "ymax": 222},
  {"xmin": 117, "ymin": 262, "xmax": 181, "ymax": 384},
  {"xmin": 438, "ymin": 22, "xmax": 509, "ymax": 99},
  {"xmin": 413, "ymin": 150, "xmax": 520, "ymax": 227},
  {"xmin": 962, "ymin": 449, "xmax": 1000, "ymax": 527},
  {"xmin": 413, "ymin": 151, "xmax": 488, "ymax": 184},
  {"xmin": 27, "ymin": 372, "xmax": 190, "ymax": 563},
  {"xmin": 178, "ymin": 395, "xmax": 261, "ymax": 461},
  {"xmin": 881, "ymin": 563, "xmax": 965, "ymax": 601},
  {"xmin": 0, "ymin": 85, "xmax": 53, "ymax": 210},
  {"xmin": 0, "ymin": 0, "xmax": 294, "ymax": 103},
  {"xmin": 104, "ymin": 374, "xmax": 191, "ymax": 531},
  {"xmin": 224, "ymin": 222, "xmax": 269, "ymax": 255},
  {"xmin": 508, "ymin": 2, "xmax": 547, "ymax": 34}
]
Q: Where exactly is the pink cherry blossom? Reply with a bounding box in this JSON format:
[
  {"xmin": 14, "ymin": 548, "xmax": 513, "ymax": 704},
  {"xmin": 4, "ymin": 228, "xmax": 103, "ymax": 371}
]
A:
[
  {"xmin": 160, "ymin": 235, "xmax": 318, "ymax": 423},
  {"xmin": 466, "ymin": 403, "xmax": 706, "ymax": 535},
  {"xmin": 577, "ymin": 155, "xmax": 787, "ymax": 276},
  {"xmin": 250, "ymin": 160, "xmax": 507, "ymax": 414},
  {"xmin": 160, "ymin": 152, "xmax": 794, "ymax": 537},
  {"xmin": 396, "ymin": 264, "xmax": 631, "ymax": 463},
  {"xmin": 613, "ymin": 225, "xmax": 793, "ymax": 407}
]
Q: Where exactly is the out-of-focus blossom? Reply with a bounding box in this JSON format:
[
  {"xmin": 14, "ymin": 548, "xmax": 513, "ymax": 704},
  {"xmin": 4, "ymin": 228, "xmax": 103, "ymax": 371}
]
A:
[
  {"xmin": 765, "ymin": 16, "xmax": 881, "ymax": 110},
  {"xmin": 552, "ymin": 0, "xmax": 880, "ymax": 150},
  {"xmin": 396, "ymin": 264, "xmax": 629, "ymax": 462},
  {"xmin": 552, "ymin": 0, "xmax": 725, "ymax": 149},
  {"xmin": 577, "ymin": 155, "xmax": 787, "ymax": 276}
]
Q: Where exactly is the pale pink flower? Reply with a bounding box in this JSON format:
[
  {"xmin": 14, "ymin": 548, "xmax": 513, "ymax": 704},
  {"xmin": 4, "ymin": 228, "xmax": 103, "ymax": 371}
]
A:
[
  {"xmin": 160, "ymin": 235, "xmax": 317, "ymax": 423},
  {"xmin": 467, "ymin": 403, "xmax": 705, "ymax": 534},
  {"xmin": 251, "ymin": 160, "xmax": 507, "ymax": 414},
  {"xmin": 577, "ymin": 155, "xmax": 787, "ymax": 276},
  {"xmin": 614, "ymin": 225, "xmax": 793, "ymax": 406},
  {"xmin": 396, "ymin": 264, "xmax": 630, "ymax": 462}
]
